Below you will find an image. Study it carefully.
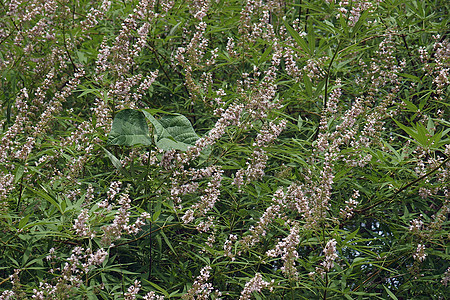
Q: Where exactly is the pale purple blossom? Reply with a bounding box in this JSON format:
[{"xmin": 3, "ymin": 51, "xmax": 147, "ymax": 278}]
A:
[
  {"xmin": 124, "ymin": 280, "xmax": 141, "ymax": 300},
  {"xmin": 409, "ymin": 218, "xmax": 424, "ymax": 232},
  {"xmin": 182, "ymin": 167, "xmax": 223, "ymax": 223},
  {"xmin": 73, "ymin": 209, "xmax": 93, "ymax": 238},
  {"xmin": 224, "ymin": 234, "xmax": 238, "ymax": 260},
  {"xmin": 413, "ymin": 244, "xmax": 427, "ymax": 262},
  {"xmin": 144, "ymin": 291, "xmax": 165, "ymax": 300},
  {"xmin": 182, "ymin": 266, "xmax": 217, "ymax": 300},
  {"xmin": 266, "ymin": 225, "xmax": 301, "ymax": 278},
  {"xmin": 442, "ymin": 267, "xmax": 450, "ymax": 286},
  {"xmin": 239, "ymin": 273, "xmax": 273, "ymax": 300},
  {"xmin": 0, "ymin": 290, "xmax": 15, "ymax": 300},
  {"xmin": 340, "ymin": 190, "xmax": 360, "ymax": 220},
  {"xmin": 321, "ymin": 239, "xmax": 338, "ymax": 271},
  {"xmin": 101, "ymin": 193, "xmax": 146, "ymax": 246}
]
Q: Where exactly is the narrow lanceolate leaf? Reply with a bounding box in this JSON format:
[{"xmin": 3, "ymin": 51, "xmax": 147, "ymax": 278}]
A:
[
  {"xmin": 383, "ymin": 285, "xmax": 399, "ymax": 300},
  {"xmin": 142, "ymin": 110, "xmax": 199, "ymax": 151},
  {"xmin": 107, "ymin": 109, "xmax": 152, "ymax": 146},
  {"xmin": 283, "ymin": 20, "xmax": 311, "ymax": 56},
  {"xmin": 102, "ymin": 147, "xmax": 131, "ymax": 178}
]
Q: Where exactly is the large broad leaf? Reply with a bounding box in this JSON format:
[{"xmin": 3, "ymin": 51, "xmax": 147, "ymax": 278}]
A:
[
  {"xmin": 142, "ymin": 110, "xmax": 199, "ymax": 151},
  {"xmin": 107, "ymin": 109, "xmax": 152, "ymax": 146}
]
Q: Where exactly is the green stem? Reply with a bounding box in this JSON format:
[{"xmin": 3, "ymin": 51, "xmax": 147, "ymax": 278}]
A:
[
  {"xmin": 357, "ymin": 155, "xmax": 450, "ymax": 213},
  {"xmin": 312, "ymin": 39, "xmax": 343, "ymax": 141}
]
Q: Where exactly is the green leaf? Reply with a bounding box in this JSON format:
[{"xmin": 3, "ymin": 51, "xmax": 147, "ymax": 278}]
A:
[
  {"xmin": 103, "ymin": 267, "xmax": 139, "ymax": 275},
  {"xmin": 258, "ymin": 44, "xmax": 273, "ymax": 64},
  {"xmin": 14, "ymin": 164, "xmax": 24, "ymax": 184},
  {"xmin": 351, "ymin": 257, "xmax": 368, "ymax": 266},
  {"xmin": 343, "ymin": 228, "xmax": 360, "ymax": 244},
  {"xmin": 103, "ymin": 148, "xmax": 122, "ymax": 170},
  {"xmin": 399, "ymin": 73, "xmax": 421, "ymax": 82},
  {"xmin": 18, "ymin": 214, "xmax": 31, "ymax": 230},
  {"xmin": 393, "ymin": 119, "xmax": 428, "ymax": 147},
  {"xmin": 18, "ymin": 220, "xmax": 55, "ymax": 232},
  {"xmin": 103, "ymin": 148, "xmax": 131, "ymax": 178},
  {"xmin": 297, "ymin": 115, "xmax": 304, "ymax": 130},
  {"xmin": 107, "ymin": 109, "xmax": 152, "ymax": 146},
  {"xmin": 401, "ymin": 99, "xmax": 419, "ymax": 112},
  {"xmin": 303, "ymin": 73, "xmax": 313, "ymax": 97},
  {"xmin": 27, "ymin": 186, "xmax": 63, "ymax": 214},
  {"xmin": 283, "ymin": 20, "xmax": 311, "ymax": 56},
  {"xmin": 383, "ymin": 285, "xmax": 399, "ymax": 300},
  {"xmin": 142, "ymin": 110, "xmax": 199, "ymax": 151},
  {"xmin": 307, "ymin": 18, "xmax": 315, "ymax": 55},
  {"xmin": 350, "ymin": 9, "xmax": 369, "ymax": 36},
  {"xmin": 160, "ymin": 230, "xmax": 177, "ymax": 255},
  {"xmin": 142, "ymin": 279, "xmax": 170, "ymax": 297},
  {"xmin": 76, "ymin": 51, "xmax": 88, "ymax": 64},
  {"xmin": 152, "ymin": 209, "xmax": 161, "ymax": 222}
]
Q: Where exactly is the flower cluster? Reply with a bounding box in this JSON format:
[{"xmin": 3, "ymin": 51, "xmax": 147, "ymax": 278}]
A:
[
  {"xmin": 413, "ymin": 244, "xmax": 427, "ymax": 262},
  {"xmin": 0, "ymin": 269, "xmax": 22, "ymax": 300},
  {"xmin": 239, "ymin": 273, "xmax": 273, "ymax": 300},
  {"xmin": 73, "ymin": 209, "xmax": 94, "ymax": 238},
  {"xmin": 224, "ymin": 234, "xmax": 238, "ymax": 260},
  {"xmin": 238, "ymin": 0, "xmax": 264, "ymax": 45},
  {"xmin": 101, "ymin": 193, "xmax": 148, "ymax": 246},
  {"xmin": 175, "ymin": 21, "xmax": 209, "ymax": 97},
  {"xmin": 303, "ymin": 57, "xmax": 326, "ymax": 80},
  {"xmin": 321, "ymin": 239, "xmax": 338, "ymax": 272},
  {"xmin": 334, "ymin": 0, "xmax": 378, "ymax": 26},
  {"xmin": 409, "ymin": 218, "xmax": 424, "ymax": 233},
  {"xmin": 80, "ymin": 0, "xmax": 111, "ymax": 31},
  {"xmin": 0, "ymin": 172, "xmax": 14, "ymax": 208},
  {"xmin": 442, "ymin": 267, "xmax": 450, "ymax": 287},
  {"xmin": 233, "ymin": 120, "xmax": 287, "ymax": 189},
  {"xmin": 340, "ymin": 190, "xmax": 360, "ymax": 220},
  {"xmin": 30, "ymin": 247, "xmax": 108, "ymax": 298},
  {"xmin": 124, "ymin": 280, "xmax": 141, "ymax": 300},
  {"xmin": 180, "ymin": 103, "xmax": 244, "ymax": 163},
  {"xmin": 196, "ymin": 215, "xmax": 215, "ymax": 233},
  {"xmin": 189, "ymin": 0, "xmax": 210, "ymax": 20},
  {"xmin": 241, "ymin": 189, "xmax": 285, "ymax": 248},
  {"xmin": 182, "ymin": 167, "xmax": 223, "ymax": 224},
  {"xmin": 181, "ymin": 266, "xmax": 220, "ymax": 300},
  {"xmin": 0, "ymin": 290, "xmax": 15, "ymax": 300},
  {"xmin": 92, "ymin": 0, "xmax": 162, "ymax": 109},
  {"xmin": 143, "ymin": 291, "xmax": 166, "ymax": 300},
  {"xmin": 431, "ymin": 37, "xmax": 450, "ymax": 100},
  {"xmin": 266, "ymin": 225, "xmax": 301, "ymax": 279}
]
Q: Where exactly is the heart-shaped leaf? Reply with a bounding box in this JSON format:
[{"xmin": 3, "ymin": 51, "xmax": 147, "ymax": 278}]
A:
[
  {"xmin": 142, "ymin": 110, "xmax": 199, "ymax": 151},
  {"xmin": 107, "ymin": 109, "xmax": 152, "ymax": 146}
]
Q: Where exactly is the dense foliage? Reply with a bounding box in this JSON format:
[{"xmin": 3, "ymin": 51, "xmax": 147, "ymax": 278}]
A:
[{"xmin": 0, "ymin": 0, "xmax": 449, "ymax": 298}]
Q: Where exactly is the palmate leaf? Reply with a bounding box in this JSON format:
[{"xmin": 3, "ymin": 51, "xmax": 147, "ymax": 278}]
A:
[
  {"xmin": 107, "ymin": 109, "xmax": 152, "ymax": 146},
  {"xmin": 142, "ymin": 110, "xmax": 199, "ymax": 151}
]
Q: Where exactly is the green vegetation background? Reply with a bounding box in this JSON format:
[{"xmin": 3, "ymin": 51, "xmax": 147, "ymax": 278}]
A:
[{"xmin": 0, "ymin": 0, "xmax": 449, "ymax": 298}]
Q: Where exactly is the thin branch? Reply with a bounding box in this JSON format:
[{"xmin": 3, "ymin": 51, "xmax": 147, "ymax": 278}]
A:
[{"xmin": 357, "ymin": 155, "xmax": 450, "ymax": 214}]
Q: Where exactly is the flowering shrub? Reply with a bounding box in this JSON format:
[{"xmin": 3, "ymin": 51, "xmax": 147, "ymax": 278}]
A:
[{"xmin": 0, "ymin": 0, "xmax": 449, "ymax": 298}]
